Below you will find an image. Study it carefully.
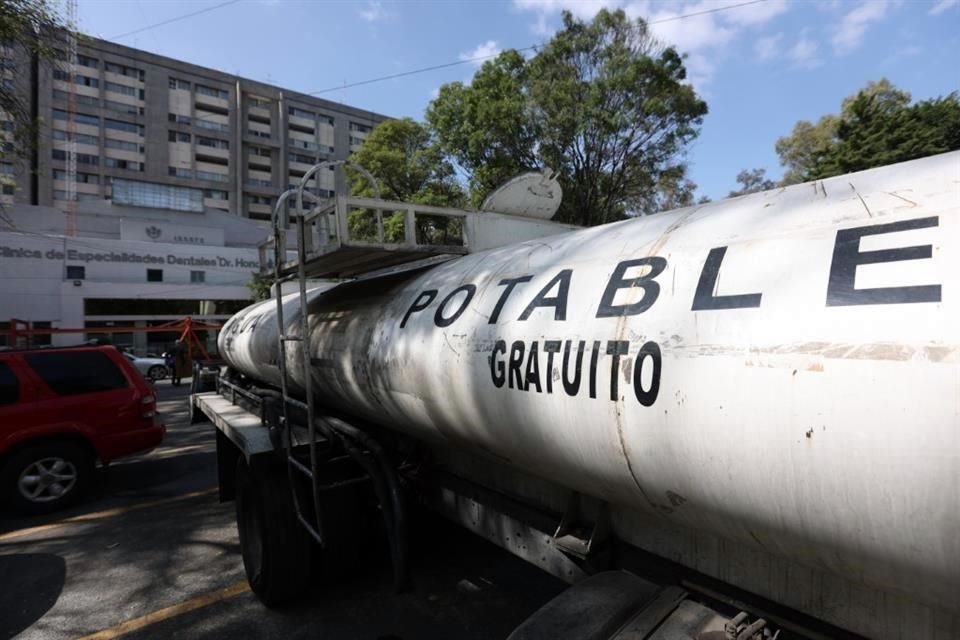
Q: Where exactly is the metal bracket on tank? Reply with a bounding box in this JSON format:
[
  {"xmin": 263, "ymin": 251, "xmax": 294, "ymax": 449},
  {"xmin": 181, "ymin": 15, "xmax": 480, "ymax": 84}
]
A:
[{"xmin": 552, "ymin": 492, "xmax": 611, "ymax": 559}]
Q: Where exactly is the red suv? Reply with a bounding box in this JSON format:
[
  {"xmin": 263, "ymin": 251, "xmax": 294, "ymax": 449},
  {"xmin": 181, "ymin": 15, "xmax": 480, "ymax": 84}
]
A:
[{"xmin": 0, "ymin": 346, "xmax": 165, "ymax": 514}]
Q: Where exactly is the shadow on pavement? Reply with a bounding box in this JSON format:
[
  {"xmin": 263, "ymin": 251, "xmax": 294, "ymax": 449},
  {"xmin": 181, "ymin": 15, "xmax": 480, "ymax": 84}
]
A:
[{"xmin": 0, "ymin": 552, "xmax": 66, "ymax": 639}]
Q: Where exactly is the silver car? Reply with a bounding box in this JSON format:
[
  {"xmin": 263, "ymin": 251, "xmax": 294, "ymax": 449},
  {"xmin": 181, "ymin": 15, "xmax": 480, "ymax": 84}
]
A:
[{"xmin": 122, "ymin": 352, "xmax": 169, "ymax": 380}]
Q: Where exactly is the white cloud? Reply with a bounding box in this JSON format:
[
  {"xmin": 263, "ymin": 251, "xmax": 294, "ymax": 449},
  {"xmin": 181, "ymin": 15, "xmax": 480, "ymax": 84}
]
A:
[
  {"xmin": 832, "ymin": 0, "xmax": 888, "ymax": 55},
  {"xmin": 754, "ymin": 33, "xmax": 782, "ymax": 60},
  {"xmin": 789, "ymin": 32, "xmax": 821, "ymax": 68},
  {"xmin": 723, "ymin": 0, "xmax": 790, "ymax": 25},
  {"xmin": 930, "ymin": 0, "xmax": 958, "ymax": 14},
  {"xmin": 512, "ymin": 0, "xmax": 793, "ymax": 88},
  {"xmin": 429, "ymin": 86, "xmax": 441, "ymax": 100},
  {"xmin": 532, "ymin": 12, "xmax": 553, "ymax": 36},
  {"xmin": 459, "ymin": 40, "xmax": 502, "ymax": 65},
  {"xmin": 358, "ymin": 1, "xmax": 386, "ymax": 22}
]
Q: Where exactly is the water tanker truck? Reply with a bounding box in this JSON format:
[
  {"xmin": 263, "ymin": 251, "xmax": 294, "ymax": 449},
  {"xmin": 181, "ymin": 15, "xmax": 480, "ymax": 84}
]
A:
[{"xmin": 192, "ymin": 152, "xmax": 959, "ymax": 640}]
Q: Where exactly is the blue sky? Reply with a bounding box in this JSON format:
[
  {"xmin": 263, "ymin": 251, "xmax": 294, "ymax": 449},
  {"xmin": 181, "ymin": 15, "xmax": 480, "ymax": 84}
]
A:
[{"xmin": 77, "ymin": 0, "xmax": 960, "ymax": 200}]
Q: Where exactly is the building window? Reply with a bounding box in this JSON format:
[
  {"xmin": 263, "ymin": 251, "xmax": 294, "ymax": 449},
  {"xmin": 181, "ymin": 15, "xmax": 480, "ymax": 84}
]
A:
[
  {"xmin": 288, "ymin": 106, "xmax": 315, "ymax": 119},
  {"xmin": 287, "ymin": 151, "xmax": 318, "ymax": 165},
  {"xmin": 52, "ymin": 150, "xmax": 99, "ymax": 165},
  {"xmin": 66, "ymin": 265, "xmax": 85, "ymax": 279},
  {"xmin": 0, "ymin": 162, "xmax": 14, "ymax": 175},
  {"xmin": 349, "ymin": 136, "xmax": 365, "ymax": 147},
  {"xmin": 53, "ymin": 89, "xmax": 100, "ymax": 107},
  {"xmin": 105, "ymin": 119, "xmax": 145, "ymax": 136},
  {"xmin": 104, "ymin": 81, "xmax": 138, "ymax": 97},
  {"xmin": 248, "ymin": 113, "xmax": 271, "ymax": 125},
  {"xmin": 105, "ymin": 138, "xmax": 144, "ymax": 153},
  {"xmin": 249, "ymin": 146, "xmax": 271, "ymax": 157},
  {"xmin": 202, "ymin": 189, "xmax": 228, "ymax": 200},
  {"xmin": 196, "ymin": 84, "xmax": 228, "ymax": 100},
  {"xmin": 53, "ymin": 109, "xmax": 100, "ymax": 126},
  {"xmin": 194, "ymin": 170, "xmax": 229, "ymax": 183},
  {"xmin": 53, "ymin": 129, "xmax": 99, "ymax": 145},
  {"xmin": 247, "ymin": 129, "xmax": 271, "ymax": 139},
  {"xmin": 104, "ymin": 100, "xmax": 143, "ymax": 115},
  {"xmin": 114, "ymin": 179, "xmax": 204, "ymax": 213},
  {"xmin": 105, "ymin": 62, "xmax": 144, "ymax": 81},
  {"xmin": 319, "ymin": 115, "xmax": 335, "ymax": 126},
  {"xmin": 349, "ymin": 122, "xmax": 372, "ymax": 133},
  {"xmin": 53, "ymin": 170, "xmax": 99, "ymax": 184},
  {"xmin": 196, "ymin": 136, "xmax": 229, "ymax": 150},
  {"xmin": 168, "ymin": 113, "xmax": 191, "ymax": 125},
  {"xmin": 104, "ymin": 158, "xmax": 144, "ymax": 171},
  {"xmin": 168, "ymin": 166, "xmax": 194, "ymax": 179},
  {"xmin": 147, "ymin": 269, "xmax": 163, "ymax": 282},
  {"xmin": 248, "ymin": 95, "xmax": 270, "ymax": 108},
  {"xmin": 76, "ymin": 54, "xmax": 98, "ymax": 68},
  {"xmin": 169, "ymin": 78, "xmax": 190, "ymax": 90},
  {"xmin": 1, "ymin": 184, "xmax": 14, "ymax": 196},
  {"xmin": 194, "ymin": 118, "xmax": 229, "ymax": 132},
  {"xmin": 53, "ymin": 69, "xmax": 99, "ymax": 88},
  {"xmin": 190, "ymin": 271, "xmax": 205, "ymax": 283},
  {"xmin": 168, "ymin": 130, "xmax": 191, "ymax": 143},
  {"xmin": 246, "ymin": 178, "xmax": 272, "ymax": 188},
  {"xmin": 249, "ymin": 195, "xmax": 272, "ymax": 205}
]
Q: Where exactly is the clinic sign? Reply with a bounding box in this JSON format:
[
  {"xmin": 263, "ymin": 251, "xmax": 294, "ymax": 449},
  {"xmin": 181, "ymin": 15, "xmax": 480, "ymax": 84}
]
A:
[{"xmin": 0, "ymin": 244, "xmax": 260, "ymax": 270}]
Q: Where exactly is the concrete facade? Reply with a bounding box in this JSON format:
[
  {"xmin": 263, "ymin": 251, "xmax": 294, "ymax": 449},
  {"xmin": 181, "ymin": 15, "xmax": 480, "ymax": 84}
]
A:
[{"xmin": 0, "ymin": 36, "xmax": 388, "ymax": 221}]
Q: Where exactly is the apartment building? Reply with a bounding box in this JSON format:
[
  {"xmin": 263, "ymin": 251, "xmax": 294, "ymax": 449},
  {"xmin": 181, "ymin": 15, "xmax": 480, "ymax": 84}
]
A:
[{"xmin": 0, "ymin": 36, "xmax": 386, "ymax": 221}]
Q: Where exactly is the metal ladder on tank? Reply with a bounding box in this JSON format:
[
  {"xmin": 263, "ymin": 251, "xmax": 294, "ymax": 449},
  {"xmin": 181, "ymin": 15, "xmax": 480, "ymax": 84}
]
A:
[{"xmin": 268, "ymin": 160, "xmax": 382, "ymax": 546}]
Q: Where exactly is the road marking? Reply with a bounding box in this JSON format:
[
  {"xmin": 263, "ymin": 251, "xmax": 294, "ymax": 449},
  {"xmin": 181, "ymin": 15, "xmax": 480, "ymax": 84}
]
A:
[
  {"xmin": 0, "ymin": 487, "xmax": 218, "ymax": 543},
  {"xmin": 77, "ymin": 580, "xmax": 251, "ymax": 640}
]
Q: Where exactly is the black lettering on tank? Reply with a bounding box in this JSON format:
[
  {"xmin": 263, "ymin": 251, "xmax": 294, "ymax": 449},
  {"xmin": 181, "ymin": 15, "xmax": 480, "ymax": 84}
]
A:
[
  {"xmin": 606, "ymin": 340, "xmax": 630, "ymax": 401},
  {"xmin": 519, "ymin": 269, "xmax": 572, "ymax": 321},
  {"xmin": 525, "ymin": 341, "xmax": 542, "ymax": 393},
  {"xmin": 562, "ymin": 340, "xmax": 584, "ymax": 396},
  {"xmin": 508, "ymin": 341, "xmax": 526, "ymax": 390},
  {"xmin": 434, "ymin": 284, "xmax": 476, "ymax": 327},
  {"xmin": 596, "ymin": 258, "xmax": 667, "ymax": 318},
  {"xmin": 633, "ymin": 341, "xmax": 662, "ymax": 407},
  {"xmin": 692, "ymin": 247, "xmax": 762, "ymax": 310},
  {"xmin": 489, "ymin": 276, "xmax": 533, "ymax": 324},
  {"xmin": 826, "ymin": 216, "xmax": 941, "ymax": 306},
  {"xmin": 490, "ymin": 340, "xmax": 507, "ymax": 388},
  {"xmin": 588, "ymin": 340, "xmax": 601, "ymax": 399},
  {"xmin": 401, "ymin": 290, "xmax": 437, "ymax": 328},
  {"xmin": 543, "ymin": 340, "xmax": 561, "ymax": 394}
]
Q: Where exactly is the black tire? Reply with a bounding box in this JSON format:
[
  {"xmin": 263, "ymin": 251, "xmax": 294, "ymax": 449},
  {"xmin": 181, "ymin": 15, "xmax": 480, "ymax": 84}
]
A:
[
  {"xmin": 147, "ymin": 365, "xmax": 167, "ymax": 381},
  {"xmin": 235, "ymin": 457, "xmax": 314, "ymax": 607},
  {"xmin": 2, "ymin": 441, "xmax": 94, "ymax": 515}
]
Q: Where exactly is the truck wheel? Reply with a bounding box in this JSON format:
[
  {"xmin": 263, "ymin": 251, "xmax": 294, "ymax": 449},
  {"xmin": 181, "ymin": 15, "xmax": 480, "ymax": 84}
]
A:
[
  {"xmin": 235, "ymin": 457, "xmax": 313, "ymax": 607},
  {"xmin": 3, "ymin": 441, "xmax": 94, "ymax": 515}
]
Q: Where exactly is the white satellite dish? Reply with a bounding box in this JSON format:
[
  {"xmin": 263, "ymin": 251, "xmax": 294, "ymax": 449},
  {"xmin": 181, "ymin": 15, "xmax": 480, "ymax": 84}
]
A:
[{"xmin": 481, "ymin": 169, "xmax": 563, "ymax": 220}]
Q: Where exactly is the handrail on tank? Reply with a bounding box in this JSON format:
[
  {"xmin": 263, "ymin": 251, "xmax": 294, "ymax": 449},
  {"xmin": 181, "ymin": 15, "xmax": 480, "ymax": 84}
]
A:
[
  {"xmin": 270, "ymin": 188, "xmax": 296, "ymax": 277},
  {"xmin": 296, "ymin": 160, "xmax": 382, "ymax": 244}
]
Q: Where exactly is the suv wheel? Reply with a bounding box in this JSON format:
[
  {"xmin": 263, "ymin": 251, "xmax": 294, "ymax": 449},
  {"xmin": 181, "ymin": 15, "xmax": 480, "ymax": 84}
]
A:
[
  {"xmin": 147, "ymin": 365, "xmax": 167, "ymax": 380},
  {"xmin": 3, "ymin": 442, "xmax": 94, "ymax": 515}
]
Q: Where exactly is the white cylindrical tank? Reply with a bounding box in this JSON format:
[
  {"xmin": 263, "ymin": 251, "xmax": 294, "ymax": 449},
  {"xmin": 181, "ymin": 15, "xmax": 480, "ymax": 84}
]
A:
[{"xmin": 220, "ymin": 153, "xmax": 960, "ymax": 616}]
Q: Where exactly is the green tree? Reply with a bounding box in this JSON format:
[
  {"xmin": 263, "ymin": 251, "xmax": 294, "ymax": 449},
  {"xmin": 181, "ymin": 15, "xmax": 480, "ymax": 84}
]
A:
[
  {"xmin": 346, "ymin": 118, "xmax": 465, "ymax": 243},
  {"xmin": 247, "ymin": 272, "xmax": 273, "ymax": 301},
  {"xmin": 728, "ymin": 168, "xmax": 776, "ymax": 197},
  {"xmin": 805, "ymin": 91, "xmax": 960, "ymax": 180},
  {"xmin": 775, "ymin": 79, "xmax": 918, "ymax": 184},
  {"xmin": 427, "ymin": 9, "xmax": 707, "ymax": 226}
]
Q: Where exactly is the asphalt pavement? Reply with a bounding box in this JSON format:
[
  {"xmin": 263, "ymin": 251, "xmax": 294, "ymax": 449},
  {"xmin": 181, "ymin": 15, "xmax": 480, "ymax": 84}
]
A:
[{"xmin": 0, "ymin": 382, "xmax": 565, "ymax": 640}]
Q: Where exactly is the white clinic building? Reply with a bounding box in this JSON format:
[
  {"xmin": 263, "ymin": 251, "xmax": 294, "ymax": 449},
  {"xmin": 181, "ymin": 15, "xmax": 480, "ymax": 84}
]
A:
[{"xmin": 0, "ymin": 179, "xmax": 270, "ymax": 352}]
